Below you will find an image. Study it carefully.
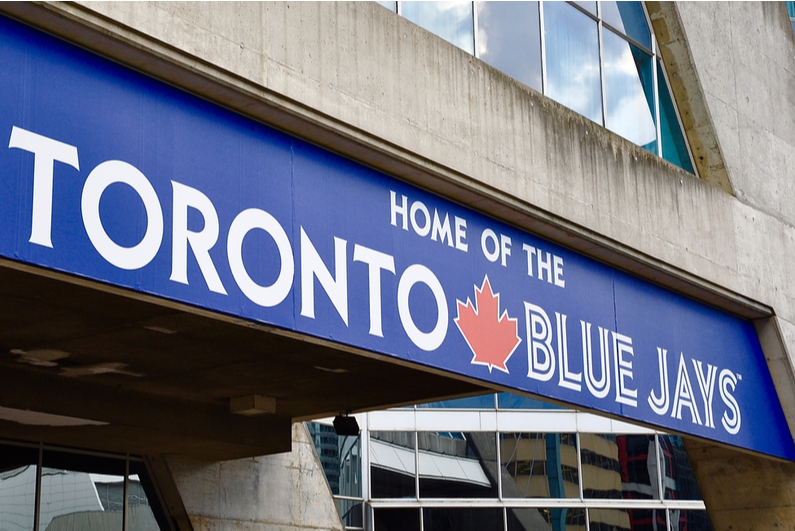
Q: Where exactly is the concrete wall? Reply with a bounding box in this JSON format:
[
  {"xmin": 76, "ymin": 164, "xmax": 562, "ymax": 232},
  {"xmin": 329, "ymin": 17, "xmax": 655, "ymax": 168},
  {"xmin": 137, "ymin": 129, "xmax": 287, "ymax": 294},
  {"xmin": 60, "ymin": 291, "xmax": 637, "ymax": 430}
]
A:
[
  {"xmin": 662, "ymin": 4, "xmax": 795, "ymax": 529},
  {"xmin": 167, "ymin": 423, "xmax": 344, "ymax": 531}
]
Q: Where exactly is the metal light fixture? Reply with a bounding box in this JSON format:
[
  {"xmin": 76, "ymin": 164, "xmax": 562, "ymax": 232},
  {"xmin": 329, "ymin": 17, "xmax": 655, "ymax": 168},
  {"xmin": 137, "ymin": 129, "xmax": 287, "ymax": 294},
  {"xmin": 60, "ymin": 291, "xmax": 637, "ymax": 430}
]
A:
[{"xmin": 332, "ymin": 412, "xmax": 359, "ymax": 436}]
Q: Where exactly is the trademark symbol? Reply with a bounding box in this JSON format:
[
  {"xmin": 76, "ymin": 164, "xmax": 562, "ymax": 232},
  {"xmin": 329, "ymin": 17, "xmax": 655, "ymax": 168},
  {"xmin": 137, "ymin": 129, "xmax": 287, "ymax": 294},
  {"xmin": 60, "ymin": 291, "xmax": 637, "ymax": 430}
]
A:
[{"xmin": 737, "ymin": 373, "xmax": 742, "ymax": 381}]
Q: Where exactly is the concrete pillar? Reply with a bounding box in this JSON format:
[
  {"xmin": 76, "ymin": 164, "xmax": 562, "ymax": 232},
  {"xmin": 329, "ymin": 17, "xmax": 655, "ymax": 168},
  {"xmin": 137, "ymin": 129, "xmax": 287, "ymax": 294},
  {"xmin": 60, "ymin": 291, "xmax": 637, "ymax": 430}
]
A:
[
  {"xmin": 166, "ymin": 423, "xmax": 344, "ymax": 531},
  {"xmin": 684, "ymin": 437, "xmax": 795, "ymax": 530}
]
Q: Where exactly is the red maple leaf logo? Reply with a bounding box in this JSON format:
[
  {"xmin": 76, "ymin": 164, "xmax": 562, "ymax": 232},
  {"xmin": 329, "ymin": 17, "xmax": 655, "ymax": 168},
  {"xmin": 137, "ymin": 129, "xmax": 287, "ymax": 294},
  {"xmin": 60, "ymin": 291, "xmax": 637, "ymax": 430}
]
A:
[{"xmin": 454, "ymin": 276, "xmax": 521, "ymax": 374}]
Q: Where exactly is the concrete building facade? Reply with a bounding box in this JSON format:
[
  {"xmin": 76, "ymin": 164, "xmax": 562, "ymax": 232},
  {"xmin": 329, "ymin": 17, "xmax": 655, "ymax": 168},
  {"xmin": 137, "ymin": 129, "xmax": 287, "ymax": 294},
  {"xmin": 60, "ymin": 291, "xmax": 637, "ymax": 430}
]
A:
[{"xmin": 0, "ymin": 2, "xmax": 793, "ymax": 530}]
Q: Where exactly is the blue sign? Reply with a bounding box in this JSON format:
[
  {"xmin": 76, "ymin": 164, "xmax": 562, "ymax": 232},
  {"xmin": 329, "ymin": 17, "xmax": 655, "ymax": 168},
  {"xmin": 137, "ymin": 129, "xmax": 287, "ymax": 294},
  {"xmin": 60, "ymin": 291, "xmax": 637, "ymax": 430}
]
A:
[{"xmin": 0, "ymin": 15, "xmax": 792, "ymax": 459}]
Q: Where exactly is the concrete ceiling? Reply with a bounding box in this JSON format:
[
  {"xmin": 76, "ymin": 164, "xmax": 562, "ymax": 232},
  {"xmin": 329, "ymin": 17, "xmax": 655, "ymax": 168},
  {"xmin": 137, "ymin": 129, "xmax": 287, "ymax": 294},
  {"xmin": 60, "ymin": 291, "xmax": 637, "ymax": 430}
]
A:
[{"xmin": 0, "ymin": 261, "xmax": 488, "ymax": 460}]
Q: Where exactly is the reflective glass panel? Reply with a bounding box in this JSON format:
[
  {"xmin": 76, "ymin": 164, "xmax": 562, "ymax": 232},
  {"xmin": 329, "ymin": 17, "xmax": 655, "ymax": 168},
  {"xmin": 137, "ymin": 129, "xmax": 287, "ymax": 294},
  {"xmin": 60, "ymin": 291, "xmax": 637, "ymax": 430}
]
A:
[
  {"xmin": 335, "ymin": 498, "xmax": 364, "ymax": 529},
  {"xmin": 508, "ymin": 508, "xmax": 586, "ymax": 531},
  {"xmin": 581, "ymin": 434, "xmax": 660, "ymax": 500},
  {"xmin": 603, "ymin": 28, "xmax": 656, "ymax": 150},
  {"xmin": 373, "ymin": 508, "xmax": 420, "ymax": 531},
  {"xmin": 572, "ymin": 2, "xmax": 597, "ymax": 15},
  {"xmin": 0, "ymin": 445, "xmax": 38, "ymax": 531},
  {"xmin": 375, "ymin": 1, "xmax": 397, "ymax": 13},
  {"xmin": 307, "ymin": 422, "xmax": 362, "ymax": 497},
  {"xmin": 370, "ymin": 431, "xmax": 416, "ymax": 498},
  {"xmin": 787, "ymin": 1, "xmax": 795, "ymax": 18},
  {"xmin": 500, "ymin": 433, "xmax": 579, "ymax": 499},
  {"xmin": 402, "ymin": 2, "xmax": 475, "ymax": 54},
  {"xmin": 602, "ymin": 1, "xmax": 652, "ymax": 50},
  {"xmin": 545, "ymin": 1, "xmax": 603, "ymax": 124},
  {"xmin": 418, "ymin": 432, "xmax": 498, "ymax": 498},
  {"xmin": 658, "ymin": 435, "xmax": 703, "ymax": 500},
  {"xmin": 498, "ymin": 393, "xmax": 568, "ymax": 410},
  {"xmin": 475, "ymin": 2, "xmax": 542, "ymax": 92},
  {"xmin": 423, "ymin": 508, "xmax": 503, "ymax": 531},
  {"xmin": 128, "ymin": 461, "xmax": 167, "ymax": 531},
  {"xmin": 658, "ymin": 61, "xmax": 694, "ymax": 172},
  {"xmin": 668, "ymin": 509, "xmax": 713, "ymax": 531},
  {"xmin": 40, "ymin": 452, "xmax": 125, "ymax": 531},
  {"xmin": 417, "ymin": 394, "xmax": 495, "ymax": 409},
  {"xmin": 589, "ymin": 508, "xmax": 666, "ymax": 531}
]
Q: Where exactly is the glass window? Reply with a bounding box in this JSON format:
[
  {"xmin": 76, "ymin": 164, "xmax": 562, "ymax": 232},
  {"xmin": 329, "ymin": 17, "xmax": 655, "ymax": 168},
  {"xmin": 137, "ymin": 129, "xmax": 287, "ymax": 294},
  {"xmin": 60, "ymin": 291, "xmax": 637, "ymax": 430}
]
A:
[
  {"xmin": 581, "ymin": 434, "xmax": 660, "ymax": 500},
  {"xmin": 603, "ymin": 28, "xmax": 656, "ymax": 150},
  {"xmin": 423, "ymin": 508, "xmax": 503, "ymax": 531},
  {"xmin": 498, "ymin": 393, "xmax": 567, "ymax": 410},
  {"xmin": 401, "ymin": 2, "xmax": 475, "ymax": 54},
  {"xmin": 418, "ymin": 432, "xmax": 498, "ymax": 498},
  {"xmin": 659, "ymin": 435, "xmax": 704, "ymax": 501},
  {"xmin": 417, "ymin": 394, "xmax": 495, "ymax": 409},
  {"xmin": 590, "ymin": 507, "xmax": 666, "ymax": 531},
  {"xmin": 127, "ymin": 461, "xmax": 169, "ymax": 531},
  {"xmin": 602, "ymin": 1, "xmax": 652, "ymax": 50},
  {"xmin": 0, "ymin": 444, "xmax": 166, "ymax": 531},
  {"xmin": 370, "ymin": 431, "xmax": 416, "ymax": 499},
  {"xmin": 40, "ymin": 453, "xmax": 126, "ymax": 531},
  {"xmin": 0, "ymin": 444, "xmax": 38, "ymax": 531},
  {"xmin": 373, "ymin": 507, "xmax": 420, "ymax": 531},
  {"xmin": 544, "ymin": 1, "xmax": 603, "ymax": 124},
  {"xmin": 658, "ymin": 61, "xmax": 694, "ymax": 173},
  {"xmin": 508, "ymin": 508, "xmax": 586, "ymax": 531},
  {"xmin": 475, "ymin": 2, "xmax": 542, "ymax": 92},
  {"xmin": 572, "ymin": 2, "xmax": 597, "ymax": 15},
  {"xmin": 668, "ymin": 509, "xmax": 713, "ymax": 531},
  {"xmin": 335, "ymin": 498, "xmax": 364, "ymax": 529},
  {"xmin": 500, "ymin": 433, "xmax": 579, "ymax": 499},
  {"xmin": 307, "ymin": 422, "xmax": 362, "ymax": 497}
]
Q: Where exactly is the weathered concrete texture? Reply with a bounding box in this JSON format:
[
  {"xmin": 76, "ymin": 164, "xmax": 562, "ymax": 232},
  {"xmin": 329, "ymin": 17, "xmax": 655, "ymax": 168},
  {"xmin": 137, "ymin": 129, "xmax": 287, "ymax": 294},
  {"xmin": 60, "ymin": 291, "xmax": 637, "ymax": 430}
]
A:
[
  {"xmin": 684, "ymin": 437, "xmax": 795, "ymax": 531},
  {"xmin": 166, "ymin": 423, "xmax": 344, "ymax": 531},
  {"xmin": 676, "ymin": 2, "xmax": 795, "ymax": 226}
]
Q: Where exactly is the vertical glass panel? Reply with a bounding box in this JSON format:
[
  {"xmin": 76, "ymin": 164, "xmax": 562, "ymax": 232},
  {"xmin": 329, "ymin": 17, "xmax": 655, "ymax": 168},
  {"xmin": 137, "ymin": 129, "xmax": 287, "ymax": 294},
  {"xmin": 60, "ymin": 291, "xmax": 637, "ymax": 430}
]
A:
[
  {"xmin": 335, "ymin": 498, "xmax": 363, "ymax": 529},
  {"xmin": 40, "ymin": 452, "xmax": 125, "ymax": 531},
  {"xmin": 375, "ymin": 1, "xmax": 397, "ymax": 13},
  {"xmin": 581, "ymin": 434, "xmax": 660, "ymax": 500},
  {"xmin": 787, "ymin": 1, "xmax": 795, "ymax": 18},
  {"xmin": 402, "ymin": 2, "xmax": 475, "ymax": 54},
  {"xmin": 307, "ymin": 422, "xmax": 362, "ymax": 498},
  {"xmin": 545, "ymin": 1, "xmax": 603, "ymax": 124},
  {"xmin": 659, "ymin": 435, "xmax": 704, "ymax": 500},
  {"xmin": 590, "ymin": 508, "xmax": 666, "ymax": 531},
  {"xmin": 373, "ymin": 508, "xmax": 420, "ymax": 530},
  {"xmin": 500, "ymin": 433, "xmax": 579, "ymax": 499},
  {"xmin": 475, "ymin": 2, "xmax": 542, "ymax": 92},
  {"xmin": 418, "ymin": 432, "xmax": 498, "ymax": 498},
  {"xmin": 0, "ymin": 445, "xmax": 38, "ymax": 531},
  {"xmin": 668, "ymin": 509, "xmax": 713, "ymax": 531},
  {"xmin": 417, "ymin": 394, "xmax": 495, "ymax": 409},
  {"xmin": 573, "ymin": 2, "xmax": 597, "ymax": 15},
  {"xmin": 508, "ymin": 508, "xmax": 586, "ymax": 531},
  {"xmin": 603, "ymin": 28, "xmax": 656, "ymax": 151},
  {"xmin": 127, "ymin": 461, "xmax": 166, "ymax": 531},
  {"xmin": 370, "ymin": 431, "xmax": 416, "ymax": 498},
  {"xmin": 601, "ymin": 2, "xmax": 652, "ymax": 50},
  {"xmin": 498, "ymin": 393, "xmax": 567, "ymax": 410},
  {"xmin": 658, "ymin": 61, "xmax": 694, "ymax": 173},
  {"xmin": 423, "ymin": 508, "xmax": 503, "ymax": 531}
]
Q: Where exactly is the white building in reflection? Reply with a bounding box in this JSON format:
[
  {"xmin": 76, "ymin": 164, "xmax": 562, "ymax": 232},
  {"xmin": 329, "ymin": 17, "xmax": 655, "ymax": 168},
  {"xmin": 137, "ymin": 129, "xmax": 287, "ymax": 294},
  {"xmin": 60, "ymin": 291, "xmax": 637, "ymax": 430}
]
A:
[{"xmin": 309, "ymin": 393, "xmax": 710, "ymax": 531}]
